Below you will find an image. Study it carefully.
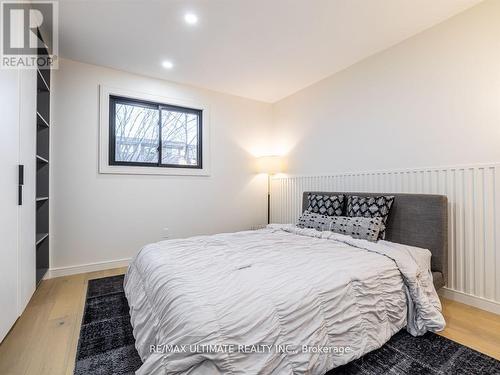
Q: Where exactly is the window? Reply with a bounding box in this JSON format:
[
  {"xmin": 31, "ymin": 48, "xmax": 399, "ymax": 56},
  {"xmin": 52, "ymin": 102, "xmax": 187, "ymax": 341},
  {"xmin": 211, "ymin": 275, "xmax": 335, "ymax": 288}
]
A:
[{"xmin": 109, "ymin": 95, "xmax": 202, "ymax": 169}]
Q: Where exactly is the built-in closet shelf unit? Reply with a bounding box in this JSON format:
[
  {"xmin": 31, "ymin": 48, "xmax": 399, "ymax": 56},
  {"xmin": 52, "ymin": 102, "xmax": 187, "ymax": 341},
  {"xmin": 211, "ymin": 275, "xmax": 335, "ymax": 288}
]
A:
[{"xmin": 36, "ymin": 40, "xmax": 51, "ymax": 285}]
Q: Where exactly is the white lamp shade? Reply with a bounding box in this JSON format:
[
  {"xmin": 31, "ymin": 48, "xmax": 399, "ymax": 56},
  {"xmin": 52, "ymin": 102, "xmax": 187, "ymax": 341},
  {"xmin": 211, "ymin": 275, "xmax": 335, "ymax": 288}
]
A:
[{"xmin": 256, "ymin": 155, "xmax": 284, "ymax": 174}]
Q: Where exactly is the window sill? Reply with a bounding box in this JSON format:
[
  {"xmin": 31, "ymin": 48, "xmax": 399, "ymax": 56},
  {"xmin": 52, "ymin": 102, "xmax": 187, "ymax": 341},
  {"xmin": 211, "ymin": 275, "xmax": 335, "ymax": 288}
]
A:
[{"xmin": 99, "ymin": 163, "xmax": 210, "ymax": 176}]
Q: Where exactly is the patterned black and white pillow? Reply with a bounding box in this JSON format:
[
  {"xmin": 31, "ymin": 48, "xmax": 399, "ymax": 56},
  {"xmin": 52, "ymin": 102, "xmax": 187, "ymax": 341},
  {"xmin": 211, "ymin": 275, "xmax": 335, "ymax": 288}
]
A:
[
  {"xmin": 307, "ymin": 194, "xmax": 345, "ymax": 217},
  {"xmin": 346, "ymin": 195, "xmax": 394, "ymax": 239},
  {"xmin": 297, "ymin": 211, "xmax": 332, "ymax": 231},
  {"xmin": 297, "ymin": 212, "xmax": 384, "ymax": 242},
  {"xmin": 328, "ymin": 216, "xmax": 385, "ymax": 242}
]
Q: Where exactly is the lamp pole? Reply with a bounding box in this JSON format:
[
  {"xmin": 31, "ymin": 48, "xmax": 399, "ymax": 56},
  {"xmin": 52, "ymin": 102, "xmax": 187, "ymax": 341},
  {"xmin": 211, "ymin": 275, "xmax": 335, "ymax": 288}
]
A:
[
  {"xmin": 267, "ymin": 174, "xmax": 271, "ymax": 224},
  {"xmin": 256, "ymin": 155, "xmax": 283, "ymax": 225}
]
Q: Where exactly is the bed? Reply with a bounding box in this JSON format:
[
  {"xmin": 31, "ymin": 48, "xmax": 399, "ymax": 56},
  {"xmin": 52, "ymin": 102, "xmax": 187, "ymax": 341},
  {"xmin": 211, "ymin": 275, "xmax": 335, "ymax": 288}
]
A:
[{"xmin": 124, "ymin": 192, "xmax": 448, "ymax": 375}]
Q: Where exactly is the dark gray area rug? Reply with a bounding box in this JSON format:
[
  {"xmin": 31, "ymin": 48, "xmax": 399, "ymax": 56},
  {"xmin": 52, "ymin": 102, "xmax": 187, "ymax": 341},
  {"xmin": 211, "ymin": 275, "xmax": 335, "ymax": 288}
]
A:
[
  {"xmin": 74, "ymin": 275, "xmax": 500, "ymax": 375},
  {"xmin": 74, "ymin": 275, "xmax": 142, "ymax": 375}
]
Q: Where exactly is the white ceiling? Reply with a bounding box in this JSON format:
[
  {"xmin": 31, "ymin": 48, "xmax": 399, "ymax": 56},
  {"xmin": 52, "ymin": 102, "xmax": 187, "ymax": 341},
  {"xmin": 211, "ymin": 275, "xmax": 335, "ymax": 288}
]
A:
[{"xmin": 58, "ymin": 0, "xmax": 482, "ymax": 103}]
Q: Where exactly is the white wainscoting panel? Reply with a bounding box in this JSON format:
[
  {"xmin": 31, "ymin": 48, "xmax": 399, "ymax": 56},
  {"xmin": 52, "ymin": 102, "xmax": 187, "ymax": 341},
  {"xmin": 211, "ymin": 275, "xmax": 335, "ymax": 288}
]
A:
[{"xmin": 270, "ymin": 164, "xmax": 500, "ymax": 311}]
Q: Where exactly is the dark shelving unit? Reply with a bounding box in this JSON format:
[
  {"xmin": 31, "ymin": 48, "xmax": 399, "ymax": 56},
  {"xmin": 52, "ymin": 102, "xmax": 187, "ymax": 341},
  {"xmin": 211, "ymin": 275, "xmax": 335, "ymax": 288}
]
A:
[{"xmin": 36, "ymin": 39, "xmax": 51, "ymax": 285}]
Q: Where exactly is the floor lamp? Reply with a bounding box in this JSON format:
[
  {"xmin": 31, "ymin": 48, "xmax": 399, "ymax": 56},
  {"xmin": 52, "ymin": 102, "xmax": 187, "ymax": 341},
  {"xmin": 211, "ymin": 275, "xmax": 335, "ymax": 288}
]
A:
[{"xmin": 256, "ymin": 156, "xmax": 284, "ymax": 224}]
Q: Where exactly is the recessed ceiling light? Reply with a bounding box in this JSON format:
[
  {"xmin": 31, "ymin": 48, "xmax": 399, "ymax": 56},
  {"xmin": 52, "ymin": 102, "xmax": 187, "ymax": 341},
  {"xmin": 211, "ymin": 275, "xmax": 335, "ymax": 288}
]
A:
[
  {"xmin": 184, "ymin": 13, "xmax": 198, "ymax": 25},
  {"xmin": 162, "ymin": 60, "xmax": 174, "ymax": 69}
]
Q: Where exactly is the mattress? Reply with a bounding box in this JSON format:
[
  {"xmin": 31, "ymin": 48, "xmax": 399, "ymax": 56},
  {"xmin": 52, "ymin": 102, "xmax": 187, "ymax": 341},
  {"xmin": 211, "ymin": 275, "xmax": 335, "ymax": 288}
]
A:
[{"xmin": 124, "ymin": 224, "xmax": 445, "ymax": 375}]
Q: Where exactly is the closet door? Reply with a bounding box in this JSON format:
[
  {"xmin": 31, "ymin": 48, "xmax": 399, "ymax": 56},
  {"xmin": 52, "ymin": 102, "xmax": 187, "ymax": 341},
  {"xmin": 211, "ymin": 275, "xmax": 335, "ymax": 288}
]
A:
[
  {"xmin": 0, "ymin": 69, "xmax": 20, "ymax": 342},
  {"xmin": 18, "ymin": 69, "xmax": 37, "ymax": 311}
]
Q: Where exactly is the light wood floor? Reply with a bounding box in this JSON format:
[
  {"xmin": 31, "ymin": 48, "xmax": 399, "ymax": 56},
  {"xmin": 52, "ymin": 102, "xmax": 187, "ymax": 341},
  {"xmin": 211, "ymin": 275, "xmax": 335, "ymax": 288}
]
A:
[{"xmin": 0, "ymin": 267, "xmax": 498, "ymax": 375}]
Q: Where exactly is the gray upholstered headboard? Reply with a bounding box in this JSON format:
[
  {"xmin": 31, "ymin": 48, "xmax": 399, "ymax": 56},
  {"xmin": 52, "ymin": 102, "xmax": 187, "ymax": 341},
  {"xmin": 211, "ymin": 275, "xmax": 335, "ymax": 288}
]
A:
[{"xmin": 302, "ymin": 192, "xmax": 448, "ymax": 289}]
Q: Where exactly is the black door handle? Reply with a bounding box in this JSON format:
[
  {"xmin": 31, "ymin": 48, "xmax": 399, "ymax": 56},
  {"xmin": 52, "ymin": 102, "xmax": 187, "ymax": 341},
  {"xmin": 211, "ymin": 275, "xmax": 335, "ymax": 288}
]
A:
[{"xmin": 18, "ymin": 165, "xmax": 24, "ymax": 205}]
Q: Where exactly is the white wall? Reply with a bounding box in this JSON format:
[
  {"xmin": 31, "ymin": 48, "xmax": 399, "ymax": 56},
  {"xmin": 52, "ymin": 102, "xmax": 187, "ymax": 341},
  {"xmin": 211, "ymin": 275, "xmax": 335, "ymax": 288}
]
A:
[
  {"xmin": 51, "ymin": 58, "xmax": 272, "ymax": 272},
  {"xmin": 273, "ymin": 0, "xmax": 500, "ymax": 174},
  {"xmin": 271, "ymin": 0, "xmax": 500, "ymax": 312}
]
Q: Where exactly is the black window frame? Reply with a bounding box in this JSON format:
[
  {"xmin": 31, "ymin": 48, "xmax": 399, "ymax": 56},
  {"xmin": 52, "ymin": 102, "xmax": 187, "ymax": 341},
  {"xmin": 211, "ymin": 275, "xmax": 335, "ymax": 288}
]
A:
[{"xmin": 109, "ymin": 95, "xmax": 203, "ymax": 169}]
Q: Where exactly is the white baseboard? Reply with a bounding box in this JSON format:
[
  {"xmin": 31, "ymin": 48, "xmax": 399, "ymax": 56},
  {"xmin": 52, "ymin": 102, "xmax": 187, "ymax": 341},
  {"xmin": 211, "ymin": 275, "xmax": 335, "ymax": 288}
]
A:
[
  {"xmin": 439, "ymin": 287, "xmax": 500, "ymax": 315},
  {"xmin": 45, "ymin": 258, "xmax": 132, "ymax": 279}
]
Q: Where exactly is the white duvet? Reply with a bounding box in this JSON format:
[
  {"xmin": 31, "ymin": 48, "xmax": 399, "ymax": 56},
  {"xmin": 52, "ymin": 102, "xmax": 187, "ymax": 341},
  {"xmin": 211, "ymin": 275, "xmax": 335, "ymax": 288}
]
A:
[{"xmin": 124, "ymin": 224, "xmax": 445, "ymax": 375}]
